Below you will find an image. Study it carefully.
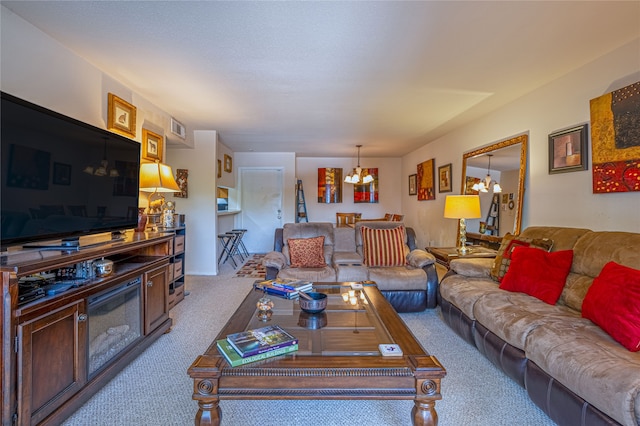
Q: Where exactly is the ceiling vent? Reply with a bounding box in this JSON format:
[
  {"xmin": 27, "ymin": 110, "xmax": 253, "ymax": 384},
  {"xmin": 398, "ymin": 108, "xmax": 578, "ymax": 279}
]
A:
[{"xmin": 170, "ymin": 117, "xmax": 186, "ymax": 139}]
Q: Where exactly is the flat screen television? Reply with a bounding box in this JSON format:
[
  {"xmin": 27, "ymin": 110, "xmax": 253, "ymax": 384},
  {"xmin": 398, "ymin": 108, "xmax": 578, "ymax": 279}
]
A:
[{"xmin": 1, "ymin": 92, "xmax": 141, "ymax": 249}]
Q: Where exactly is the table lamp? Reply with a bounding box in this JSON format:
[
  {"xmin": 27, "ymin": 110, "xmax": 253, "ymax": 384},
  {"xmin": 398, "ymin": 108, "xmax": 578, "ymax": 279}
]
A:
[
  {"xmin": 444, "ymin": 195, "xmax": 481, "ymax": 255},
  {"xmin": 139, "ymin": 162, "xmax": 181, "ymax": 225}
]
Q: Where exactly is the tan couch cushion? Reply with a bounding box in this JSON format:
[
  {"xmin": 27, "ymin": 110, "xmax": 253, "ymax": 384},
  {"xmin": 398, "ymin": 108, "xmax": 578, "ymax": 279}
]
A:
[
  {"xmin": 562, "ymin": 231, "xmax": 640, "ymax": 311},
  {"xmin": 472, "ymin": 290, "xmax": 581, "ymax": 350},
  {"xmin": 438, "ymin": 275, "xmax": 501, "ymax": 319},
  {"xmin": 525, "ymin": 320, "xmax": 640, "ymax": 426},
  {"xmin": 368, "ymin": 266, "xmax": 426, "ymax": 291}
]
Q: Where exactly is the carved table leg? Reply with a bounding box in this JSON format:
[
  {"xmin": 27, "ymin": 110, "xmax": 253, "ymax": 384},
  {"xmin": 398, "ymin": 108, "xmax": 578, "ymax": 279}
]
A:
[
  {"xmin": 195, "ymin": 398, "xmax": 221, "ymax": 426},
  {"xmin": 412, "ymin": 399, "xmax": 438, "ymax": 426}
]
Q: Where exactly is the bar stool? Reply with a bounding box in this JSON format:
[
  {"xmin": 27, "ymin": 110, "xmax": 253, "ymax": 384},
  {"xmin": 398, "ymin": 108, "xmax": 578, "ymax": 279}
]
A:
[
  {"xmin": 217, "ymin": 233, "xmax": 238, "ymax": 268},
  {"xmin": 231, "ymin": 229, "xmax": 249, "ymax": 258},
  {"xmin": 226, "ymin": 230, "xmax": 246, "ymax": 263}
]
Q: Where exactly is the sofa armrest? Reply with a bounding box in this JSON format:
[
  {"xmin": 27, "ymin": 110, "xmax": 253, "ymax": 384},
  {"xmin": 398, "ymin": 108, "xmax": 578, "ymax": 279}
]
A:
[
  {"xmin": 262, "ymin": 251, "xmax": 286, "ymax": 270},
  {"xmin": 407, "ymin": 249, "xmax": 436, "ymax": 268},
  {"xmin": 449, "ymin": 257, "xmax": 493, "ymax": 278}
]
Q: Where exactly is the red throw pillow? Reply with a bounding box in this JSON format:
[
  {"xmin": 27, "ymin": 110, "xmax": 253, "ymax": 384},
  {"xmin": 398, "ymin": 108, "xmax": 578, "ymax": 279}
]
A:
[
  {"xmin": 287, "ymin": 236, "xmax": 327, "ymax": 268},
  {"xmin": 582, "ymin": 261, "xmax": 640, "ymax": 352},
  {"xmin": 490, "ymin": 233, "xmax": 554, "ymax": 282},
  {"xmin": 361, "ymin": 226, "xmax": 407, "ymax": 267},
  {"xmin": 499, "ymin": 247, "xmax": 573, "ymax": 305}
]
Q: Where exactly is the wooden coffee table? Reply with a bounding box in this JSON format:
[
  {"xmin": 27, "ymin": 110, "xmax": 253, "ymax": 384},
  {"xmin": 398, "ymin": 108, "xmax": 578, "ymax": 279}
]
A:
[{"xmin": 187, "ymin": 283, "xmax": 446, "ymax": 425}]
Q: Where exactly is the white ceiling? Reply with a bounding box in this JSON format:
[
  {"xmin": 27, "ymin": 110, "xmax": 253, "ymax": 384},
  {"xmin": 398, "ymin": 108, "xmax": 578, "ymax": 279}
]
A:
[{"xmin": 3, "ymin": 1, "xmax": 639, "ymax": 157}]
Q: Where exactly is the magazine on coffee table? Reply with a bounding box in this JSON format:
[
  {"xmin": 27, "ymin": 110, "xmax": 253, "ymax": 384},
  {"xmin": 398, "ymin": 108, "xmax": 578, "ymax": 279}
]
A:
[{"xmin": 226, "ymin": 324, "xmax": 298, "ymax": 358}]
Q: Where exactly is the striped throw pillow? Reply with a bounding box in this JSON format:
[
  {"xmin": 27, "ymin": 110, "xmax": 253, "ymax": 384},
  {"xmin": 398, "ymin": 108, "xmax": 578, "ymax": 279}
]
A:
[{"xmin": 361, "ymin": 226, "xmax": 407, "ymax": 267}]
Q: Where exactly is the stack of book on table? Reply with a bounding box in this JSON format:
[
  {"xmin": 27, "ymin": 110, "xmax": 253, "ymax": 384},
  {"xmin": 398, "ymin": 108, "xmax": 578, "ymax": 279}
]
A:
[
  {"xmin": 216, "ymin": 324, "xmax": 298, "ymax": 367},
  {"xmin": 253, "ymin": 278, "xmax": 313, "ymax": 299}
]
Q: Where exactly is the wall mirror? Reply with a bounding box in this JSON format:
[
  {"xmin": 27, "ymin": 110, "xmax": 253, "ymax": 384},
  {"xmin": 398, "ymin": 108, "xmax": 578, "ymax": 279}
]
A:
[{"xmin": 461, "ymin": 134, "xmax": 528, "ymax": 243}]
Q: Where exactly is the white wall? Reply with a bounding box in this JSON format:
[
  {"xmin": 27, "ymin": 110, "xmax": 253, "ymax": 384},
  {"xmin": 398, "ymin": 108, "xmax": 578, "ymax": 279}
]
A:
[
  {"xmin": 167, "ymin": 131, "xmax": 218, "ymax": 275},
  {"xmin": 295, "ymin": 157, "xmax": 403, "ymax": 223},
  {"xmin": 403, "ymin": 38, "xmax": 640, "ymax": 249}
]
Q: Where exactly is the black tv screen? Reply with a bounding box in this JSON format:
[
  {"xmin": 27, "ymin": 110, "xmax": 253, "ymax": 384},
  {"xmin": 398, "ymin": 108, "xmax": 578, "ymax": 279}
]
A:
[{"xmin": 1, "ymin": 92, "xmax": 141, "ymax": 249}]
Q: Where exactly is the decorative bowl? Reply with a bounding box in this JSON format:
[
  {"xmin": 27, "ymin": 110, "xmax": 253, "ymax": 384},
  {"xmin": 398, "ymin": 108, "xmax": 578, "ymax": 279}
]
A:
[{"xmin": 299, "ymin": 292, "xmax": 328, "ymax": 314}]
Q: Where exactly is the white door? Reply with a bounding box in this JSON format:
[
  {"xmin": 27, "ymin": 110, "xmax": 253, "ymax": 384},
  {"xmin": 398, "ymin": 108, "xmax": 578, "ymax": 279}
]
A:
[{"xmin": 239, "ymin": 168, "xmax": 283, "ymax": 253}]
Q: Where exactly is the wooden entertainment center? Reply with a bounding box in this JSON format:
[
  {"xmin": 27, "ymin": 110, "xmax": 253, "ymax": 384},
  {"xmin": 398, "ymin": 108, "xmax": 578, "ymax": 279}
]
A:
[{"xmin": 1, "ymin": 231, "xmax": 175, "ymax": 425}]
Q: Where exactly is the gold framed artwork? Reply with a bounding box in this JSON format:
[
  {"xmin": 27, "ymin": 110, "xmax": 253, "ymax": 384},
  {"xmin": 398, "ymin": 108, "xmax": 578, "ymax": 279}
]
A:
[
  {"xmin": 107, "ymin": 93, "xmax": 136, "ymax": 138},
  {"xmin": 224, "ymin": 154, "xmax": 232, "ymax": 173},
  {"xmin": 417, "ymin": 158, "xmax": 436, "ymax": 201},
  {"xmin": 590, "ymin": 81, "xmax": 640, "ymax": 193},
  {"xmin": 217, "ymin": 159, "xmax": 222, "ymax": 178},
  {"xmin": 438, "ymin": 163, "xmax": 452, "ymax": 193},
  {"xmin": 142, "ymin": 129, "xmax": 163, "ymax": 162}
]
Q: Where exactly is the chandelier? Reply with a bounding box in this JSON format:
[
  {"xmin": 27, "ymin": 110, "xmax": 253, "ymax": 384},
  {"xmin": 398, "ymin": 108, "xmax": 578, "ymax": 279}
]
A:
[
  {"xmin": 472, "ymin": 154, "xmax": 502, "ymax": 193},
  {"xmin": 344, "ymin": 144, "xmax": 373, "ymax": 184},
  {"xmin": 84, "ymin": 137, "xmax": 120, "ymax": 177}
]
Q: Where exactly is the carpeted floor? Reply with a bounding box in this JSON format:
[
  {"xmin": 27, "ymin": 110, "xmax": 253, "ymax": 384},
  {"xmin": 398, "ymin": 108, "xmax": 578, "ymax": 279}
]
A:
[
  {"xmin": 234, "ymin": 253, "xmax": 266, "ymax": 278},
  {"xmin": 62, "ymin": 264, "xmax": 555, "ymax": 426}
]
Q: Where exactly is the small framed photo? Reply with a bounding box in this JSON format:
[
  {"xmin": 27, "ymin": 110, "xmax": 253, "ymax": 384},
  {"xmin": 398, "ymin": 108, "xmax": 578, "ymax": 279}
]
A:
[
  {"xmin": 53, "ymin": 162, "xmax": 71, "ymax": 185},
  {"xmin": 107, "ymin": 93, "xmax": 137, "ymax": 138},
  {"xmin": 217, "ymin": 159, "xmax": 222, "ymax": 178},
  {"xmin": 408, "ymin": 174, "xmax": 417, "ymax": 196},
  {"xmin": 224, "ymin": 154, "xmax": 232, "ymax": 173},
  {"xmin": 549, "ymin": 124, "xmax": 588, "ymax": 174},
  {"xmin": 438, "ymin": 163, "xmax": 452, "ymax": 193},
  {"xmin": 142, "ymin": 129, "xmax": 163, "ymax": 162}
]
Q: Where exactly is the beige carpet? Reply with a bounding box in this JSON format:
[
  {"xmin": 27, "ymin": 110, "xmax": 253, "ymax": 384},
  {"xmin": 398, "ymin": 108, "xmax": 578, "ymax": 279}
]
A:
[{"xmin": 62, "ymin": 264, "xmax": 555, "ymax": 426}]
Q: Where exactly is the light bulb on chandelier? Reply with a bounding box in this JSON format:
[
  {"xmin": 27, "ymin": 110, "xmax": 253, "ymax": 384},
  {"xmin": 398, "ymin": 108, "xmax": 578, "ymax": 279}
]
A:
[
  {"xmin": 472, "ymin": 154, "xmax": 502, "ymax": 193},
  {"xmin": 344, "ymin": 145, "xmax": 373, "ymax": 184}
]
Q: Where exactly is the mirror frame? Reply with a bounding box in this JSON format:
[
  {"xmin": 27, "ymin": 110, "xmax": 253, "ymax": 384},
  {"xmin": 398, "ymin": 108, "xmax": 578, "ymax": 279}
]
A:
[{"xmin": 461, "ymin": 133, "xmax": 528, "ymax": 238}]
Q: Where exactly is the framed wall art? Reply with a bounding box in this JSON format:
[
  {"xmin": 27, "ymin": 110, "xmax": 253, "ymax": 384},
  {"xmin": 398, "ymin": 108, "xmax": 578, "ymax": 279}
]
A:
[
  {"xmin": 174, "ymin": 168, "xmax": 188, "ymax": 198},
  {"xmin": 438, "ymin": 163, "xmax": 452, "ymax": 192},
  {"xmin": 224, "ymin": 154, "xmax": 232, "ymax": 173},
  {"xmin": 317, "ymin": 168, "xmax": 342, "ymax": 203},
  {"xmin": 590, "ymin": 81, "xmax": 640, "ymax": 193},
  {"xmin": 354, "ymin": 168, "xmax": 378, "ymax": 203},
  {"xmin": 548, "ymin": 124, "xmax": 588, "ymax": 174},
  {"xmin": 217, "ymin": 160, "xmax": 222, "ymax": 178},
  {"xmin": 53, "ymin": 162, "xmax": 71, "ymax": 185},
  {"xmin": 408, "ymin": 174, "xmax": 417, "ymax": 196},
  {"xmin": 107, "ymin": 93, "xmax": 136, "ymax": 138},
  {"xmin": 142, "ymin": 129, "xmax": 163, "ymax": 162},
  {"xmin": 417, "ymin": 158, "xmax": 435, "ymax": 201}
]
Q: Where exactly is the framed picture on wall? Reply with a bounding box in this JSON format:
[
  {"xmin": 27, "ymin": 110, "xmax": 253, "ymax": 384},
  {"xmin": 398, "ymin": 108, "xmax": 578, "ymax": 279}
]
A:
[
  {"xmin": 438, "ymin": 163, "xmax": 452, "ymax": 192},
  {"xmin": 107, "ymin": 93, "xmax": 137, "ymax": 138},
  {"xmin": 224, "ymin": 154, "xmax": 232, "ymax": 173},
  {"xmin": 217, "ymin": 159, "xmax": 222, "ymax": 178},
  {"xmin": 142, "ymin": 129, "xmax": 163, "ymax": 162},
  {"xmin": 417, "ymin": 158, "xmax": 436, "ymax": 201},
  {"xmin": 408, "ymin": 174, "xmax": 417, "ymax": 196},
  {"xmin": 548, "ymin": 124, "xmax": 588, "ymax": 174}
]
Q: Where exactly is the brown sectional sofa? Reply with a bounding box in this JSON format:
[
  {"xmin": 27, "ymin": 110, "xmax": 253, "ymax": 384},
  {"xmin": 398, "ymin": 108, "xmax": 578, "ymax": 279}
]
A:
[
  {"xmin": 263, "ymin": 221, "xmax": 438, "ymax": 312},
  {"xmin": 438, "ymin": 226, "xmax": 640, "ymax": 426}
]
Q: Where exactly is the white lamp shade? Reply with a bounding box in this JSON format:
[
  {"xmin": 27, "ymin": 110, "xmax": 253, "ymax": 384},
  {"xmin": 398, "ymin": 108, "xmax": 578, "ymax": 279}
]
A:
[
  {"xmin": 444, "ymin": 195, "xmax": 482, "ymax": 219},
  {"xmin": 139, "ymin": 162, "xmax": 181, "ymax": 192}
]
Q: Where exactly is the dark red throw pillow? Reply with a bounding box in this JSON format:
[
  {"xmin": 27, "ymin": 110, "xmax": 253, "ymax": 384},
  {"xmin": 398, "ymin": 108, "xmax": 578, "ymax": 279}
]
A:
[
  {"xmin": 499, "ymin": 247, "xmax": 573, "ymax": 305},
  {"xmin": 582, "ymin": 261, "xmax": 640, "ymax": 352}
]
